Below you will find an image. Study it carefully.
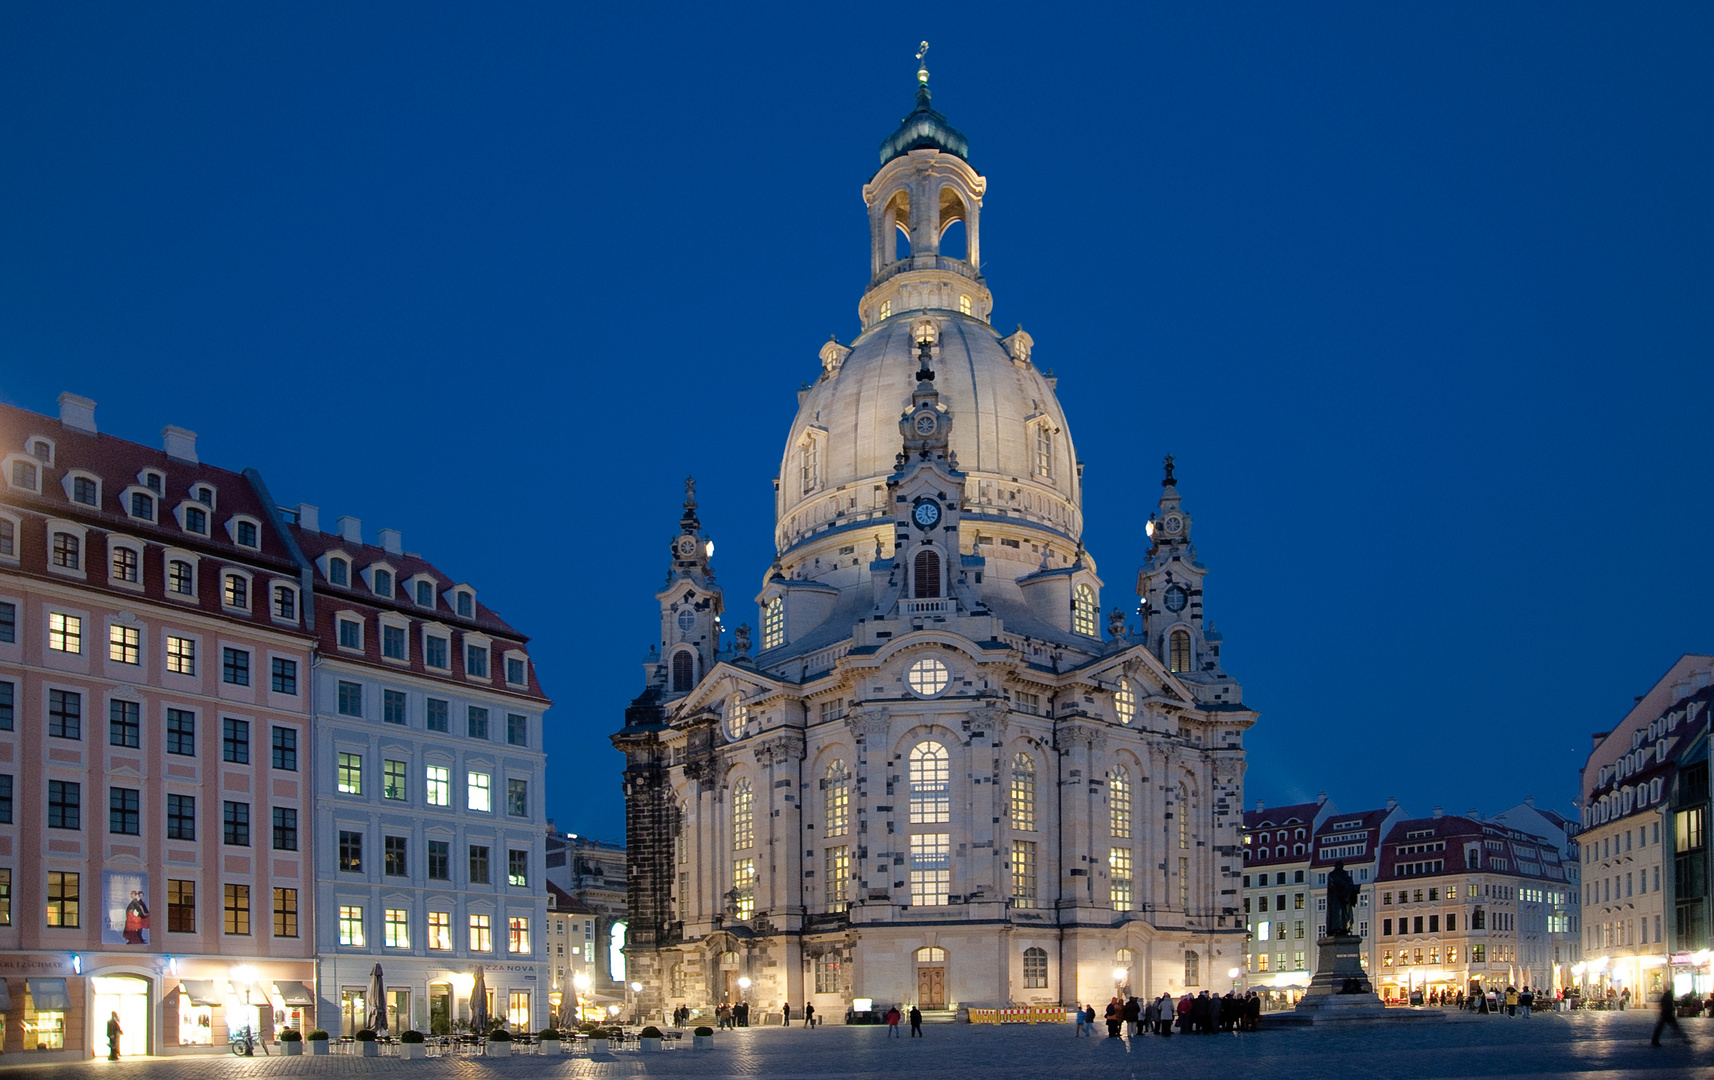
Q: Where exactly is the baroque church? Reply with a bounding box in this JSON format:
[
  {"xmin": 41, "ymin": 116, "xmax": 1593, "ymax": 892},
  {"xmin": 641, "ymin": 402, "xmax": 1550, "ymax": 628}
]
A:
[{"xmin": 614, "ymin": 64, "xmax": 1256, "ymax": 1017}]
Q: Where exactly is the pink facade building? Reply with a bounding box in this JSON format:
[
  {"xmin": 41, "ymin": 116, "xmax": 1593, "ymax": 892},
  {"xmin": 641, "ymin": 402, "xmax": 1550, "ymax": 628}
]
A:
[{"xmin": 0, "ymin": 395, "xmax": 317, "ymax": 1058}]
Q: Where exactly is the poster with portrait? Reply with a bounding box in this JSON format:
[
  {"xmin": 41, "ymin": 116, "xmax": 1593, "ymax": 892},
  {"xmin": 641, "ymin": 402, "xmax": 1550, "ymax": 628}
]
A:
[{"xmin": 101, "ymin": 870, "xmax": 150, "ymax": 946}]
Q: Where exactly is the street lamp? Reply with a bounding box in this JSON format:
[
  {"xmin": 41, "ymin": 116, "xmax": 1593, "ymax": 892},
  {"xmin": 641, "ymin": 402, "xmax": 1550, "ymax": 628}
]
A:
[
  {"xmin": 573, "ymin": 972, "xmax": 591, "ymax": 1025},
  {"xmin": 230, "ymin": 966, "xmax": 258, "ymax": 1056}
]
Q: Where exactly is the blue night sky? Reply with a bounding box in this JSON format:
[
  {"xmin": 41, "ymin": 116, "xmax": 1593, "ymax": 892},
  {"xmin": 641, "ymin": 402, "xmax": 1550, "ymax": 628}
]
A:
[{"xmin": 2, "ymin": 5, "xmax": 1709, "ymax": 841}]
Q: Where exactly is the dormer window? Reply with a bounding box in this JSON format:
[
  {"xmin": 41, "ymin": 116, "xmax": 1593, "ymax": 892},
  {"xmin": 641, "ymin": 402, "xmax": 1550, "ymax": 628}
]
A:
[
  {"xmin": 223, "ymin": 573, "xmax": 249, "ymax": 610},
  {"xmin": 194, "ymin": 485, "xmax": 214, "ymax": 507},
  {"xmin": 372, "ymin": 568, "xmax": 393, "ymax": 598},
  {"xmin": 52, "ymin": 531, "xmax": 80, "ymax": 570},
  {"xmin": 455, "ymin": 590, "xmax": 473, "ymax": 619},
  {"xmin": 328, "ymin": 557, "xmax": 349, "ymax": 586},
  {"xmin": 273, "ymin": 584, "xmax": 297, "ymax": 621},
  {"xmin": 129, "ymin": 492, "xmax": 154, "ymax": 520},
  {"xmin": 168, "ymin": 557, "xmax": 195, "ymax": 596},
  {"xmin": 337, "ymin": 616, "xmax": 363, "ymax": 651},
  {"xmin": 505, "ymin": 654, "xmax": 527, "ymax": 687},
  {"xmin": 9, "ymin": 461, "xmax": 38, "ymax": 492},
  {"xmin": 69, "ymin": 475, "xmax": 98, "ymax": 506},
  {"xmin": 229, "ymin": 517, "xmax": 260, "ymax": 548},
  {"xmin": 143, "ymin": 471, "xmax": 162, "ymax": 494},
  {"xmin": 466, "ymin": 642, "xmax": 489, "ymax": 679},
  {"xmin": 27, "ymin": 438, "xmax": 53, "ymax": 464},
  {"xmin": 183, "ymin": 506, "xmax": 208, "ymax": 535}
]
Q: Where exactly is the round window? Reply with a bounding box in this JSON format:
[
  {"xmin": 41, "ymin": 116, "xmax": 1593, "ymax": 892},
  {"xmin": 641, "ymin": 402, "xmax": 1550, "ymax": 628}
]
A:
[
  {"xmin": 1164, "ymin": 585, "xmax": 1188, "ymax": 613},
  {"xmin": 907, "ymin": 656, "xmax": 951, "ymax": 697},
  {"xmin": 677, "ymin": 609, "xmax": 696, "ymax": 633}
]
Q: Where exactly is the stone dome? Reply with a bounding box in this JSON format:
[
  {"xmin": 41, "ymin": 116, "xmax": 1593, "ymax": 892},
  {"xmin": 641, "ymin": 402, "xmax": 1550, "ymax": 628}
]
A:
[{"xmin": 775, "ymin": 311, "xmax": 1082, "ymax": 557}]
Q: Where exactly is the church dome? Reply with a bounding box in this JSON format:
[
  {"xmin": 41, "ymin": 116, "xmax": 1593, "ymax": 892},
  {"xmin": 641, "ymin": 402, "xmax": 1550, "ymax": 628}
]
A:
[{"xmin": 776, "ymin": 311, "xmax": 1082, "ymax": 557}]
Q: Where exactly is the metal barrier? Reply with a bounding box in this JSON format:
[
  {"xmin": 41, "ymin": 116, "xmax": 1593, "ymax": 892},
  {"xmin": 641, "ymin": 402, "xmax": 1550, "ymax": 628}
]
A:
[{"xmin": 968, "ymin": 1007, "xmax": 1073, "ymax": 1025}]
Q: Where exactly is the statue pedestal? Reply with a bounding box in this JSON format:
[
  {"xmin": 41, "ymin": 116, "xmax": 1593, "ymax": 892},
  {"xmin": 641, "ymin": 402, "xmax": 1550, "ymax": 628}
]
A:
[{"xmin": 1290, "ymin": 936, "xmax": 1390, "ymax": 1022}]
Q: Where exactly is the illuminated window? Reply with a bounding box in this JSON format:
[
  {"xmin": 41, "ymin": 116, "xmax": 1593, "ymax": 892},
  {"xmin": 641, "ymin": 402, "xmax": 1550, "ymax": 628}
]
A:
[
  {"xmin": 1010, "ymin": 754, "xmax": 1036, "ymax": 831},
  {"xmin": 467, "ymin": 771, "xmax": 491, "ymax": 812},
  {"xmin": 907, "ymin": 657, "xmax": 950, "ymax": 697},
  {"xmin": 165, "ymin": 635, "xmax": 194, "ymax": 675},
  {"xmin": 910, "ymin": 833, "xmax": 950, "ymax": 906},
  {"xmin": 879, "ymin": 300, "xmax": 892, "ymax": 320},
  {"xmin": 111, "ymin": 547, "xmax": 139, "ymax": 583},
  {"xmin": 1012, "ymin": 839, "xmax": 1038, "ymax": 908},
  {"xmin": 109, "ymin": 625, "xmax": 139, "ymax": 665},
  {"xmin": 225, "ymin": 884, "xmax": 251, "ymax": 936},
  {"xmin": 763, "ymin": 597, "xmax": 784, "ymax": 650},
  {"xmin": 49, "ymin": 612, "xmax": 83, "ymax": 654},
  {"xmin": 469, "ymin": 914, "xmax": 492, "ymax": 952},
  {"xmin": 426, "ymin": 766, "xmax": 450, "ymax": 806},
  {"xmin": 428, "ymin": 911, "xmax": 451, "ymax": 950},
  {"xmin": 1111, "ymin": 848, "xmax": 1134, "ymax": 910},
  {"xmin": 1169, "ymin": 630, "xmax": 1191, "ymax": 672},
  {"xmin": 825, "ymin": 845, "xmax": 849, "ymax": 913},
  {"xmin": 508, "ymin": 917, "xmax": 531, "ymax": 954},
  {"xmin": 732, "ymin": 779, "xmax": 754, "ymax": 850},
  {"xmin": 223, "ymin": 574, "xmax": 248, "ymax": 609},
  {"xmin": 824, "ymin": 761, "xmax": 849, "ymax": 835},
  {"xmin": 959, "ymin": 294, "xmax": 971, "ymax": 315},
  {"xmin": 168, "ymin": 559, "xmax": 193, "ymax": 595},
  {"xmin": 1114, "ymin": 679, "xmax": 1136, "ymax": 724},
  {"xmin": 1112, "ymin": 766, "xmax": 1133, "ymax": 839},
  {"xmin": 337, "ymin": 752, "xmax": 362, "ymax": 795},
  {"xmin": 274, "ymin": 888, "xmax": 298, "ymax": 938},
  {"xmin": 46, "ymin": 871, "xmax": 80, "ymax": 927},
  {"xmin": 385, "ymin": 908, "xmax": 409, "ymax": 948},
  {"xmin": 733, "ymin": 859, "xmax": 756, "ymax": 919},
  {"xmin": 909, "ymin": 742, "xmax": 950, "ymax": 824},
  {"xmin": 1073, "ymin": 584, "xmax": 1097, "ymax": 636}
]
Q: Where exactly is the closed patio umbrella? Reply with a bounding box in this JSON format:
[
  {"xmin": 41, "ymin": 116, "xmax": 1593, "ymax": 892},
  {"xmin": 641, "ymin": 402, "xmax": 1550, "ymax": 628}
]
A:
[
  {"xmin": 365, "ymin": 964, "xmax": 388, "ymax": 1034},
  {"xmin": 469, "ymin": 967, "xmax": 489, "ymax": 1033}
]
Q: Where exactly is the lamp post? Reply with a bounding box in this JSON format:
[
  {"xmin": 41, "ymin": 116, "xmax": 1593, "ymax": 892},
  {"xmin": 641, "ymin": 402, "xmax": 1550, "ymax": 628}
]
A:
[
  {"xmin": 230, "ymin": 965, "xmax": 258, "ymax": 1055},
  {"xmin": 573, "ymin": 972, "xmax": 591, "ymax": 1026}
]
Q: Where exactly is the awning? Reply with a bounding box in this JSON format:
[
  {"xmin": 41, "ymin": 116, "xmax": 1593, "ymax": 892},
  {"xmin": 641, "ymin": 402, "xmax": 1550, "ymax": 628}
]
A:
[
  {"xmin": 273, "ymin": 981, "xmax": 315, "ymax": 1006},
  {"xmin": 178, "ymin": 980, "xmax": 222, "ymax": 1006},
  {"xmin": 26, "ymin": 979, "xmax": 70, "ymax": 1012},
  {"xmin": 0, "ymin": 980, "xmax": 12, "ymax": 1011}
]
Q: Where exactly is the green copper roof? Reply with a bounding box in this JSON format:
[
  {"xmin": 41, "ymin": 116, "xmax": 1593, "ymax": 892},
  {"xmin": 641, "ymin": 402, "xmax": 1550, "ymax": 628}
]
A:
[{"xmin": 878, "ymin": 85, "xmax": 969, "ymax": 166}]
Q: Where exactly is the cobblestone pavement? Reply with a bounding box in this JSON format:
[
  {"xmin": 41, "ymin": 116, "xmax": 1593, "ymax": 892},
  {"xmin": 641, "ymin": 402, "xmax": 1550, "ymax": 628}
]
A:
[{"xmin": 2, "ymin": 1012, "xmax": 1711, "ymax": 1080}]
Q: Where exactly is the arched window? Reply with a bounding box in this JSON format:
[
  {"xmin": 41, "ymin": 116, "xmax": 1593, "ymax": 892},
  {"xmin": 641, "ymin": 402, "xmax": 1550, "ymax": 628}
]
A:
[
  {"xmin": 915, "ymin": 946, "xmax": 946, "ymax": 963},
  {"xmin": 51, "ymin": 532, "xmax": 80, "ymax": 570},
  {"xmin": 887, "ymin": 189, "xmax": 912, "ymax": 262},
  {"xmin": 1034, "ymin": 423, "xmax": 1053, "ymax": 479},
  {"xmin": 1114, "ymin": 679, "xmax": 1136, "ymax": 724},
  {"xmin": 1072, "ymin": 584, "xmax": 1097, "ymax": 636},
  {"xmin": 1111, "ymin": 766, "xmax": 1132, "ymax": 839},
  {"xmin": 800, "ymin": 435, "xmax": 820, "ymax": 495},
  {"xmin": 1178, "ymin": 782, "xmax": 1191, "ymax": 850},
  {"xmin": 1169, "ymin": 629, "xmax": 1191, "ymax": 672},
  {"xmin": 731, "ymin": 779, "xmax": 753, "ymax": 851},
  {"xmin": 909, "ymin": 742, "xmax": 950, "ymax": 824},
  {"xmin": 1184, "ymin": 951, "xmax": 1199, "ymax": 986},
  {"xmin": 1010, "ymin": 754, "xmax": 1036, "ymax": 832},
  {"xmin": 913, "ymin": 549, "xmax": 940, "ymax": 598},
  {"xmin": 1022, "ymin": 947, "xmax": 1048, "ymax": 988},
  {"xmin": 824, "ymin": 760, "xmax": 850, "ymax": 835},
  {"xmin": 762, "ymin": 597, "xmax": 784, "ymax": 650},
  {"xmin": 671, "ymin": 650, "xmax": 695, "ymax": 692}
]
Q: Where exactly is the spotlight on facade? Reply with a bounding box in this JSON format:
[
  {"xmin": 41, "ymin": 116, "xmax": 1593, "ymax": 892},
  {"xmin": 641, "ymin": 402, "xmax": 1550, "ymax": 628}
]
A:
[
  {"xmin": 1227, "ymin": 968, "xmax": 1242, "ymax": 980},
  {"xmin": 738, "ymin": 977, "xmax": 753, "ymax": 990},
  {"xmin": 1112, "ymin": 967, "xmax": 1128, "ymax": 983},
  {"xmin": 630, "ymin": 982, "xmax": 643, "ymax": 993},
  {"xmin": 573, "ymin": 973, "xmax": 592, "ymax": 991}
]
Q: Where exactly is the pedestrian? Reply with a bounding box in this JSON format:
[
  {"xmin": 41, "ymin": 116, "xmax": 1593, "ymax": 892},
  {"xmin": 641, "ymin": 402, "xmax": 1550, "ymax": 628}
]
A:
[
  {"xmin": 886, "ymin": 1005, "xmax": 901, "ymax": 1038},
  {"xmin": 909, "ymin": 1005, "xmax": 923, "ymax": 1037},
  {"xmin": 1073, "ymin": 1003, "xmax": 1088, "ymax": 1037},
  {"xmin": 1653, "ymin": 985, "xmax": 1691, "ymax": 1046},
  {"xmin": 1158, "ymin": 994, "xmax": 1176, "ymax": 1037},
  {"xmin": 1105, "ymin": 997, "xmax": 1121, "ymax": 1038},
  {"xmin": 106, "ymin": 1011, "xmax": 123, "ymax": 1061},
  {"xmin": 1519, "ymin": 986, "xmax": 1533, "ymax": 1019},
  {"xmin": 1176, "ymin": 993, "xmax": 1193, "ymax": 1035},
  {"xmin": 782, "ymin": 1002, "xmax": 791, "ymax": 1026},
  {"xmin": 1620, "ymin": 987, "xmax": 1631, "ymax": 1011},
  {"xmin": 804, "ymin": 1002, "xmax": 815, "ymax": 1027},
  {"xmin": 1123, "ymin": 995, "xmax": 1140, "ymax": 1037}
]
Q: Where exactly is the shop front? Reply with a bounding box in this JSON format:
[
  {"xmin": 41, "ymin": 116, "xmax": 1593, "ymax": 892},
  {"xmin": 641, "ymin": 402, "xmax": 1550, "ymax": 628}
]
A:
[
  {"xmin": 160, "ymin": 960, "xmax": 318, "ymax": 1054},
  {"xmin": 0, "ymin": 953, "xmax": 82, "ymax": 1058}
]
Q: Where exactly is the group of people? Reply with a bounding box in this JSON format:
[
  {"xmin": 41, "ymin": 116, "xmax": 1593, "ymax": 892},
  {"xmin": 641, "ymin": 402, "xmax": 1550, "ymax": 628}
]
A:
[
  {"xmin": 710, "ymin": 1001, "xmax": 750, "ymax": 1029},
  {"xmin": 1074, "ymin": 991, "xmax": 1263, "ymax": 1037},
  {"xmin": 1468, "ymin": 985, "xmax": 1538, "ymax": 1016},
  {"xmin": 884, "ymin": 1005, "xmax": 924, "ymax": 1037}
]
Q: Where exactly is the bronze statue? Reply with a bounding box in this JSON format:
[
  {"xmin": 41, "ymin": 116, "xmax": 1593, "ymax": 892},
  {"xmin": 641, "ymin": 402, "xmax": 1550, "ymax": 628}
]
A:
[{"xmin": 1326, "ymin": 860, "xmax": 1359, "ymax": 937}]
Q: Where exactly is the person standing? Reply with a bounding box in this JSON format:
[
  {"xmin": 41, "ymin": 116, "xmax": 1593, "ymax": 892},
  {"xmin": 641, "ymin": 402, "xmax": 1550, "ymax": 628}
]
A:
[
  {"xmin": 1519, "ymin": 986, "xmax": 1533, "ymax": 1018},
  {"xmin": 106, "ymin": 1012, "xmax": 123, "ymax": 1061},
  {"xmin": 1104, "ymin": 997, "xmax": 1121, "ymax": 1038},
  {"xmin": 1122, "ymin": 995, "xmax": 1140, "ymax": 1037},
  {"xmin": 782, "ymin": 1003, "xmax": 791, "ymax": 1026},
  {"xmin": 886, "ymin": 1005, "xmax": 901, "ymax": 1037},
  {"xmin": 908, "ymin": 1005, "xmax": 923, "ymax": 1037},
  {"xmin": 1653, "ymin": 986, "xmax": 1691, "ymax": 1046},
  {"xmin": 804, "ymin": 1002, "xmax": 815, "ymax": 1028}
]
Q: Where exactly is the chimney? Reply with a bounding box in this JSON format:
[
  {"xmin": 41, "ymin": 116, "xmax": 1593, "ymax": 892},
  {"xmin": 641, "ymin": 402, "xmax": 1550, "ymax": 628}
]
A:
[
  {"xmin": 162, "ymin": 426, "xmax": 198, "ymax": 464},
  {"xmin": 378, "ymin": 528, "xmax": 403, "ymax": 555},
  {"xmin": 294, "ymin": 504, "xmax": 320, "ymax": 533},
  {"xmin": 1432, "ymin": 806, "xmax": 1444, "ymax": 819},
  {"xmin": 1254, "ymin": 799, "xmax": 1265, "ymax": 813},
  {"xmin": 1467, "ymin": 808, "xmax": 1480, "ymax": 820},
  {"xmin": 1524, "ymin": 796, "xmax": 1535, "ymax": 809},
  {"xmin": 336, "ymin": 516, "xmax": 362, "ymax": 544},
  {"xmin": 57, "ymin": 393, "xmax": 97, "ymax": 435},
  {"xmin": 1316, "ymin": 791, "xmax": 1327, "ymax": 805},
  {"xmin": 1385, "ymin": 797, "xmax": 1398, "ymax": 811}
]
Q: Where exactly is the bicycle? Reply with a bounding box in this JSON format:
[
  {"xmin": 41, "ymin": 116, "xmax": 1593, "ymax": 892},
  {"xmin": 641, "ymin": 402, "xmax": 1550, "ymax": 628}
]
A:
[{"xmin": 229, "ymin": 1025, "xmax": 270, "ymax": 1056}]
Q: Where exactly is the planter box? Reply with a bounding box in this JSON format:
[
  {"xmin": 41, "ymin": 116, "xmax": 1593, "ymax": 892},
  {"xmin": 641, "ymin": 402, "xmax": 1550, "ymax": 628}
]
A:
[
  {"xmin": 485, "ymin": 1041, "xmax": 513, "ymax": 1056},
  {"xmin": 693, "ymin": 1035, "xmax": 714, "ymax": 1049},
  {"xmin": 640, "ymin": 1037, "xmax": 662, "ymax": 1052},
  {"xmin": 591, "ymin": 1038, "xmax": 610, "ymax": 1053},
  {"xmin": 282, "ymin": 1042, "xmax": 303, "ymax": 1056},
  {"xmin": 540, "ymin": 1039, "xmax": 562, "ymax": 1055},
  {"xmin": 400, "ymin": 1043, "xmax": 426, "ymax": 1060},
  {"xmin": 359, "ymin": 1041, "xmax": 379, "ymax": 1057},
  {"xmin": 308, "ymin": 1041, "xmax": 330, "ymax": 1055}
]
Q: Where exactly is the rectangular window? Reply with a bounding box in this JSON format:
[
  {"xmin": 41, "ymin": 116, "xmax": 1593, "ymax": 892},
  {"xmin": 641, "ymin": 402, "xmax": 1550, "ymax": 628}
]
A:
[
  {"xmin": 384, "ymin": 759, "xmax": 407, "ymax": 801},
  {"xmin": 271, "ymin": 725, "xmax": 297, "ymax": 770},
  {"xmin": 338, "ymin": 752, "xmax": 362, "ymax": 795},
  {"xmin": 507, "ymin": 778, "xmax": 528, "ymax": 817},
  {"xmin": 224, "ymin": 883, "xmax": 251, "ymax": 935},
  {"xmin": 111, "ymin": 546, "xmax": 139, "ymax": 581},
  {"xmin": 165, "ymin": 635, "xmax": 194, "ymax": 674},
  {"xmin": 467, "ymin": 771, "xmax": 491, "ymax": 812},
  {"xmin": 384, "ymin": 907, "xmax": 409, "ymax": 948},
  {"xmin": 468, "ymin": 914, "xmax": 492, "ymax": 952},
  {"xmin": 910, "ymin": 833, "xmax": 951, "ymax": 907},
  {"xmin": 383, "ymin": 625, "xmax": 407, "ymax": 661},
  {"xmin": 467, "ymin": 706, "xmax": 489, "ymax": 740},
  {"xmin": 508, "ymin": 916, "xmax": 531, "ymax": 954},
  {"xmin": 0, "ymin": 602, "xmax": 13, "ymax": 642},
  {"xmin": 109, "ymin": 700, "xmax": 139, "ymax": 747},
  {"xmin": 223, "ymin": 575, "xmax": 247, "ymax": 609},
  {"xmin": 185, "ymin": 506, "xmax": 207, "ymax": 534},
  {"xmin": 270, "ymin": 657, "xmax": 298, "ymax": 694},
  {"xmin": 814, "ymin": 953, "xmax": 844, "ymax": 994},
  {"xmin": 1677, "ymin": 808, "xmax": 1706, "ymax": 853},
  {"xmin": 167, "ymin": 794, "xmax": 196, "ymax": 840},
  {"xmin": 0, "ymin": 681, "xmax": 11, "ymax": 731},
  {"xmin": 1110, "ymin": 847, "xmax": 1133, "ymax": 910},
  {"xmin": 428, "ymin": 911, "xmax": 451, "ymax": 950},
  {"xmin": 466, "ymin": 644, "xmax": 488, "ymax": 678},
  {"xmin": 338, "ymin": 905, "xmax": 365, "ymax": 946},
  {"xmin": 47, "ymin": 871, "xmax": 81, "ymax": 927},
  {"xmin": 338, "ymin": 619, "xmax": 361, "ymax": 650},
  {"xmin": 337, "ymin": 680, "xmax": 362, "ymax": 717},
  {"xmin": 426, "ymin": 636, "xmax": 449, "ymax": 669},
  {"xmin": 222, "ymin": 647, "xmax": 250, "ymax": 686},
  {"xmin": 167, "ymin": 559, "xmax": 192, "ymax": 594},
  {"xmin": 339, "ymin": 831, "xmax": 363, "ymax": 872},
  {"xmin": 109, "ymin": 624, "xmax": 140, "ymax": 664},
  {"xmin": 469, "ymin": 845, "xmax": 490, "ymax": 884},
  {"xmin": 507, "ymin": 713, "xmax": 528, "ymax": 746},
  {"xmin": 273, "ymin": 586, "xmax": 295, "ymax": 620},
  {"xmin": 109, "ymin": 787, "xmax": 140, "ymax": 835},
  {"xmin": 48, "ymin": 689, "xmax": 82, "ymax": 739},
  {"xmin": 0, "ymin": 775, "xmax": 10, "ymax": 823},
  {"xmin": 508, "ymin": 849, "xmax": 529, "ymax": 887},
  {"xmin": 426, "ymin": 698, "xmax": 449, "ymax": 732},
  {"xmin": 507, "ymin": 657, "xmax": 526, "ymax": 685},
  {"xmin": 48, "ymin": 780, "xmax": 81, "ymax": 829},
  {"xmin": 223, "ymin": 801, "xmax": 250, "ymax": 846},
  {"xmin": 825, "ymin": 844, "xmax": 849, "ymax": 913},
  {"xmin": 383, "ymin": 689, "xmax": 407, "ymax": 725},
  {"xmin": 1471, "ymin": 944, "xmax": 1485, "ymax": 962},
  {"xmin": 51, "ymin": 532, "xmax": 79, "ymax": 569},
  {"xmin": 222, "ymin": 717, "xmax": 249, "ymax": 763},
  {"xmin": 426, "ymin": 766, "xmax": 450, "ymax": 806},
  {"xmin": 274, "ymin": 887, "xmax": 298, "ymax": 938},
  {"xmin": 1012, "ymin": 839, "xmax": 1038, "ymax": 908},
  {"xmin": 167, "ymin": 709, "xmax": 195, "ymax": 756},
  {"xmin": 385, "ymin": 835, "xmax": 408, "ymax": 876},
  {"xmin": 168, "ymin": 879, "xmax": 195, "ymax": 933},
  {"xmin": 733, "ymin": 858, "xmax": 756, "ymax": 919},
  {"xmin": 273, "ymin": 807, "xmax": 298, "ymax": 851},
  {"xmin": 428, "ymin": 840, "xmax": 450, "ymax": 881}
]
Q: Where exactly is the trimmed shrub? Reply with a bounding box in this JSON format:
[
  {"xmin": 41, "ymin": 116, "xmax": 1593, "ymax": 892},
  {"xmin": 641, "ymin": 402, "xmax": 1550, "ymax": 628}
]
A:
[
  {"xmin": 488, "ymin": 1027, "xmax": 514, "ymax": 1041},
  {"xmin": 307, "ymin": 1030, "xmax": 329, "ymax": 1041},
  {"xmin": 538, "ymin": 1028, "xmax": 562, "ymax": 1040},
  {"xmin": 640, "ymin": 1026, "xmax": 664, "ymax": 1039},
  {"xmin": 400, "ymin": 1030, "xmax": 425, "ymax": 1044},
  {"xmin": 279, "ymin": 1030, "xmax": 303, "ymax": 1042},
  {"xmin": 355, "ymin": 1029, "xmax": 377, "ymax": 1042}
]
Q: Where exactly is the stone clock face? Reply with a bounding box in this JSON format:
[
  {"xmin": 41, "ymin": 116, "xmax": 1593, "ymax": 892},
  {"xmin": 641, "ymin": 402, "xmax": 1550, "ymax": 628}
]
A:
[
  {"xmin": 1164, "ymin": 585, "xmax": 1188, "ymax": 613},
  {"xmin": 913, "ymin": 499, "xmax": 941, "ymax": 528},
  {"xmin": 677, "ymin": 537, "xmax": 696, "ymax": 556},
  {"xmin": 914, "ymin": 411, "xmax": 938, "ymax": 436},
  {"xmin": 1164, "ymin": 515, "xmax": 1183, "ymax": 534}
]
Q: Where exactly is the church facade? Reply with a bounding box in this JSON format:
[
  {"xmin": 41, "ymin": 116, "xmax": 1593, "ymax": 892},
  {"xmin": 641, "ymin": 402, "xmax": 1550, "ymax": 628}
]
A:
[{"xmin": 614, "ymin": 72, "xmax": 1255, "ymax": 1017}]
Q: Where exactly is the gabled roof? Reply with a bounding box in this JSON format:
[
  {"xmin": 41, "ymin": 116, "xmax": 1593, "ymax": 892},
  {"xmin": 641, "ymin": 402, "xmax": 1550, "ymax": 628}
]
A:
[{"xmin": 1377, "ymin": 816, "xmax": 1565, "ymax": 883}]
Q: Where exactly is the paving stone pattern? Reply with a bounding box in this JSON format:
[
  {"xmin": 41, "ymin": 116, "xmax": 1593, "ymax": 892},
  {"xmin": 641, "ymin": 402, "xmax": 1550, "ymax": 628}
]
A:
[{"xmin": 1, "ymin": 1012, "xmax": 1710, "ymax": 1080}]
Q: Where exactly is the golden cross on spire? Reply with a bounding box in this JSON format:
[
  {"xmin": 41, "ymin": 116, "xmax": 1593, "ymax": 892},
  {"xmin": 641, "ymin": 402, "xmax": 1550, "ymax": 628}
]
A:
[{"xmin": 916, "ymin": 40, "xmax": 930, "ymax": 84}]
